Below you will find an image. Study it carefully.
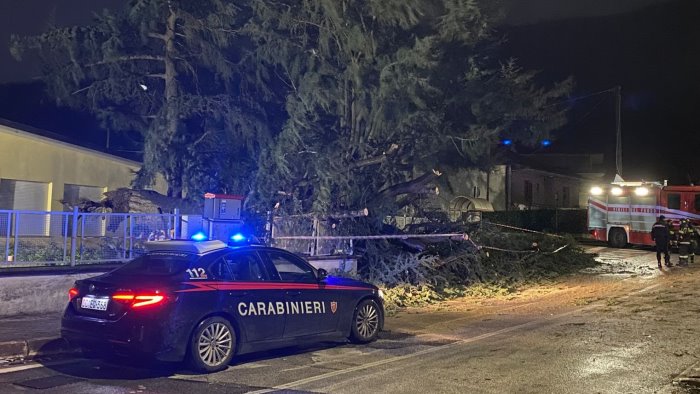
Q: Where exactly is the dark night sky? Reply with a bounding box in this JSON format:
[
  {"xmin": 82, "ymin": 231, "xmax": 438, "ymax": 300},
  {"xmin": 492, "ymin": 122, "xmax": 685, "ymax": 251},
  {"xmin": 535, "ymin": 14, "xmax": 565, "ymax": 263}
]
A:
[{"xmin": 0, "ymin": 0, "xmax": 697, "ymax": 183}]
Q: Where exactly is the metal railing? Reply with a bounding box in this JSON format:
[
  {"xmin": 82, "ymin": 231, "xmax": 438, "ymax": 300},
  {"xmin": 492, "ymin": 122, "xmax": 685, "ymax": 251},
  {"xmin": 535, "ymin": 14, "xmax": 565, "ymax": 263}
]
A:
[{"xmin": 0, "ymin": 208, "xmax": 204, "ymax": 267}]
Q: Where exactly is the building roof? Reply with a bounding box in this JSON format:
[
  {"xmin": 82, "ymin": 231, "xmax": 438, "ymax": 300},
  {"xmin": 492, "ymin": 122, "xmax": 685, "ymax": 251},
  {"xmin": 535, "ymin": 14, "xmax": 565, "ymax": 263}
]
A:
[{"xmin": 0, "ymin": 117, "xmax": 142, "ymax": 167}]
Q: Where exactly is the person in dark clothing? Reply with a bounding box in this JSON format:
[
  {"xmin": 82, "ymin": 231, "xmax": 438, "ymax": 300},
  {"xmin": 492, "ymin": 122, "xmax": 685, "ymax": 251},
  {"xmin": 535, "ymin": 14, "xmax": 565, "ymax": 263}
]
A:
[
  {"xmin": 651, "ymin": 215, "xmax": 671, "ymax": 269},
  {"xmin": 678, "ymin": 219, "xmax": 693, "ymax": 266}
]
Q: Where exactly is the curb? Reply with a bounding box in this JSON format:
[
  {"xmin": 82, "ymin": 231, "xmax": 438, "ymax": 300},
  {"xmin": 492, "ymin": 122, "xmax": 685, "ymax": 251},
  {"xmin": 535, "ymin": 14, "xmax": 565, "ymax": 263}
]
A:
[{"xmin": 0, "ymin": 337, "xmax": 79, "ymax": 360}]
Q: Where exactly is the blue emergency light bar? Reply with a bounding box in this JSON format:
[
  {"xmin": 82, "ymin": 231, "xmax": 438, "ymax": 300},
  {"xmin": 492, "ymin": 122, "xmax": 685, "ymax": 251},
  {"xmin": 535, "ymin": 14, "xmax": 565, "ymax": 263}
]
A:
[
  {"xmin": 230, "ymin": 233, "xmax": 246, "ymax": 242},
  {"xmin": 191, "ymin": 232, "xmax": 208, "ymax": 241}
]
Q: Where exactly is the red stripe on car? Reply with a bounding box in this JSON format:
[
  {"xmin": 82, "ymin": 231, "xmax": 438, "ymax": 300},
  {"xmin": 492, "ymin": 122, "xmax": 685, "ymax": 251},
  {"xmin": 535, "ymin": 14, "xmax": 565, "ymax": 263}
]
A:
[{"xmin": 175, "ymin": 281, "xmax": 369, "ymax": 293}]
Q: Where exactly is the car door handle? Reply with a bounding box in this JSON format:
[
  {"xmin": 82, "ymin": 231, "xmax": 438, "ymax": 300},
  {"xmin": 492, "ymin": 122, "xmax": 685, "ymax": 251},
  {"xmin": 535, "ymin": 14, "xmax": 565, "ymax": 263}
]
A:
[
  {"xmin": 286, "ymin": 290, "xmax": 302, "ymax": 296},
  {"xmin": 228, "ymin": 291, "xmax": 249, "ymax": 297}
]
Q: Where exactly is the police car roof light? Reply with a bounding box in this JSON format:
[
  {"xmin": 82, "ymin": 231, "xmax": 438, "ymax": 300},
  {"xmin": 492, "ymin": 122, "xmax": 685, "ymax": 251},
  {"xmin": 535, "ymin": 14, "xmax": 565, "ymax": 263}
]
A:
[
  {"xmin": 191, "ymin": 232, "xmax": 208, "ymax": 241},
  {"xmin": 144, "ymin": 240, "xmax": 227, "ymax": 254},
  {"xmin": 230, "ymin": 233, "xmax": 246, "ymax": 242}
]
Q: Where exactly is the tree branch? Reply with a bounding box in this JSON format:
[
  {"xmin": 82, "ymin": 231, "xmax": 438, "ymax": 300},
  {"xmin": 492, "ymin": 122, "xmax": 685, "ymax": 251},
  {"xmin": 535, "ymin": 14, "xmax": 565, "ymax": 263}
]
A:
[
  {"xmin": 147, "ymin": 32, "xmax": 166, "ymax": 40},
  {"xmin": 377, "ymin": 170, "xmax": 442, "ymax": 199},
  {"xmin": 86, "ymin": 55, "xmax": 166, "ymax": 67},
  {"xmin": 348, "ymin": 143, "xmax": 399, "ymax": 169}
]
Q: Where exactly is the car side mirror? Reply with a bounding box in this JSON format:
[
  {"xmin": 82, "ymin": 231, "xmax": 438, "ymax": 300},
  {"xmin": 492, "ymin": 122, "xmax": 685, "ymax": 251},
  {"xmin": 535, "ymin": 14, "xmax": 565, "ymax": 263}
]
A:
[{"xmin": 317, "ymin": 268, "xmax": 328, "ymax": 281}]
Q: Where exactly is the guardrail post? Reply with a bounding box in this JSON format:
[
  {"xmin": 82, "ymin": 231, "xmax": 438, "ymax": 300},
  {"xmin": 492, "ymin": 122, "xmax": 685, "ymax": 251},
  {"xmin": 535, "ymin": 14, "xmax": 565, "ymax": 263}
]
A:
[
  {"xmin": 63, "ymin": 213, "xmax": 69, "ymax": 263},
  {"xmin": 13, "ymin": 212, "xmax": 20, "ymax": 262},
  {"xmin": 80, "ymin": 214, "xmax": 85, "ymax": 261},
  {"xmin": 70, "ymin": 207, "xmax": 78, "ymax": 266},
  {"xmin": 5, "ymin": 212, "xmax": 11, "ymax": 262},
  {"xmin": 311, "ymin": 217, "xmax": 319, "ymax": 256},
  {"xmin": 128, "ymin": 215, "xmax": 133, "ymax": 259},
  {"xmin": 173, "ymin": 209, "xmax": 180, "ymax": 239},
  {"xmin": 122, "ymin": 214, "xmax": 128, "ymax": 259}
]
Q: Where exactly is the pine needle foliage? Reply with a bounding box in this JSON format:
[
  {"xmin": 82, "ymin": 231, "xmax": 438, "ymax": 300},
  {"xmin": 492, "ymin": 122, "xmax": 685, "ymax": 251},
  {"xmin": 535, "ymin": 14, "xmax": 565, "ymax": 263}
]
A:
[
  {"xmin": 244, "ymin": 0, "xmax": 573, "ymax": 220},
  {"xmin": 11, "ymin": 0, "xmax": 272, "ymax": 198}
]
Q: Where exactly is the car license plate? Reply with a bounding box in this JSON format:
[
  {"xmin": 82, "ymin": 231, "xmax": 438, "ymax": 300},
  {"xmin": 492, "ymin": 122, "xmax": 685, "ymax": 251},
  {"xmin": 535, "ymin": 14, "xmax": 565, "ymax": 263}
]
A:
[{"xmin": 81, "ymin": 296, "xmax": 109, "ymax": 311}]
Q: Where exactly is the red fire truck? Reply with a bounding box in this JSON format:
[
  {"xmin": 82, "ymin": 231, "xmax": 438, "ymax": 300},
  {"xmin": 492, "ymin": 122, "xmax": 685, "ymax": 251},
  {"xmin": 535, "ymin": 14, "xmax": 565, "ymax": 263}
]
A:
[{"xmin": 587, "ymin": 181, "xmax": 700, "ymax": 247}]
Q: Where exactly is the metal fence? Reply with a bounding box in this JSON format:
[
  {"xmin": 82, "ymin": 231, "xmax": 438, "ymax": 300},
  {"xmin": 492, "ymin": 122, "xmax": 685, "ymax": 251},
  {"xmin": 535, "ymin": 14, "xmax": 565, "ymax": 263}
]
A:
[
  {"xmin": 271, "ymin": 216, "xmax": 355, "ymax": 257},
  {"xmin": 0, "ymin": 208, "xmax": 204, "ymax": 267}
]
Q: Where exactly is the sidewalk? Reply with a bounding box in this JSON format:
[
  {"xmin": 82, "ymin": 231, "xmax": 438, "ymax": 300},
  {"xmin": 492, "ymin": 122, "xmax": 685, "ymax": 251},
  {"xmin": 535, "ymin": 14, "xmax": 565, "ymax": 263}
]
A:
[{"xmin": 0, "ymin": 313, "xmax": 72, "ymax": 360}]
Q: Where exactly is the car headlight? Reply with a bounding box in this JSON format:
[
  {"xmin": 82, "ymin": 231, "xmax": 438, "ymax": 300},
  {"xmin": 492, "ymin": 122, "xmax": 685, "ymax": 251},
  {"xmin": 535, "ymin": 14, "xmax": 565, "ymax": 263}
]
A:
[{"xmin": 378, "ymin": 289, "xmax": 385, "ymax": 300}]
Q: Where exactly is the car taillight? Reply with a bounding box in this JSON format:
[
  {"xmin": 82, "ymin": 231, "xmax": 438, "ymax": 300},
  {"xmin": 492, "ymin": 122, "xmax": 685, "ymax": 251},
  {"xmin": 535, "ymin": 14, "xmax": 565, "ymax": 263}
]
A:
[
  {"xmin": 112, "ymin": 291, "xmax": 167, "ymax": 308},
  {"xmin": 68, "ymin": 287, "xmax": 79, "ymax": 301},
  {"xmin": 133, "ymin": 295, "xmax": 165, "ymax": 308}
]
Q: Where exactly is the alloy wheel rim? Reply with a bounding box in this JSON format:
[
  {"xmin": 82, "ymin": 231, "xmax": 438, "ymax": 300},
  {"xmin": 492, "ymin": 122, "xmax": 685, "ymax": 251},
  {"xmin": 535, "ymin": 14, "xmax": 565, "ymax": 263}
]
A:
[
  {"xmin": 198, "ymin": 322, "xmax": 232, "ymax": 367},
  {"xmin": 355, "ymin": 303, "xmax": 379, "ymax": 339}
]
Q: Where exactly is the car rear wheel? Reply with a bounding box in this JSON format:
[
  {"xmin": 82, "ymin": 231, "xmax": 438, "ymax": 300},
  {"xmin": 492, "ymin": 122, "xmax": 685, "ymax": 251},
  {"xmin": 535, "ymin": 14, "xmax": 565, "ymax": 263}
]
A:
[
  {"xmin": 349, "ymin": 299, "xmax": 381, "ymax": 343},
  {"xmin": 189, "ymin": 317, "xmax": 235, "ymax": 372}
]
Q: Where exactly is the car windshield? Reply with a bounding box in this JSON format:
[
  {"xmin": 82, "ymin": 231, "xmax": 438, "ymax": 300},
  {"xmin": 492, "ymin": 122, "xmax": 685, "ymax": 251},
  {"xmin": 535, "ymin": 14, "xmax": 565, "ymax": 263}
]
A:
[{"xmin": 112, "ymin": 252, "xmax": 198, "ymax": 276}]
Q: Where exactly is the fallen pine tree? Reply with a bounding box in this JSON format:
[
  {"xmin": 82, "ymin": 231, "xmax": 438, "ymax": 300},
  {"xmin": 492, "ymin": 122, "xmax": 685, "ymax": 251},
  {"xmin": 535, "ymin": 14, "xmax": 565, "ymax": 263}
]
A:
[{"xmin": 357, "ymin": 223, "xmax": 597, "ymax": 314}]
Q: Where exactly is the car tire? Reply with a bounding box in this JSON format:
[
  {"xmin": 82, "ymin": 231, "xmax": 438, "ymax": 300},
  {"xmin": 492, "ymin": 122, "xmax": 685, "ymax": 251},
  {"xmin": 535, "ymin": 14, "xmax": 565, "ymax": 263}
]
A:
[
  {"xmin": 349, "ymin": 299, "xmax": 381, "ymax": 344},
  {"xmin": 188, "ymin": 317, "xmax": 235, "ymax": 373},
  {"xmin": 608, "ymin": 227, "xmax": 628, "ymax": 248}
]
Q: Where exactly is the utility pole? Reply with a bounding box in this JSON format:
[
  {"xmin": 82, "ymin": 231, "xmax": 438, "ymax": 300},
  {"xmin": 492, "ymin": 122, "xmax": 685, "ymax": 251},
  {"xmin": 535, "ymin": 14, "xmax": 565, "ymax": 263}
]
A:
[{"xmin": 615, "ymin": 85, "xmax": 622, "ymax": 176}]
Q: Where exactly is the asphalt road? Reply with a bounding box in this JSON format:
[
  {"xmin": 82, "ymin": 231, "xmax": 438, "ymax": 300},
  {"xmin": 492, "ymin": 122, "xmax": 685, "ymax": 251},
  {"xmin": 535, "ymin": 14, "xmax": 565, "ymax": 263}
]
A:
[{"xmin": 1, "ymin": 245, "xmax": 699, "ymax": 393}]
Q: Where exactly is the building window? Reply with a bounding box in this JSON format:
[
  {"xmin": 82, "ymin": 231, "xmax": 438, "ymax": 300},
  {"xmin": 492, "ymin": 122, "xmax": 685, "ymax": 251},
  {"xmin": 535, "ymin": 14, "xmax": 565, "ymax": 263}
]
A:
[
  {"xmin": 472, "ymin": 186, "xmax": 480, "ymax": 198},
  {"xmin": 0, "ymin": 179, "xmax": 51, "ymax": 236},
  {"xmin": 0, "ymin": 179, "xmax": 49, "ymax": 211}
]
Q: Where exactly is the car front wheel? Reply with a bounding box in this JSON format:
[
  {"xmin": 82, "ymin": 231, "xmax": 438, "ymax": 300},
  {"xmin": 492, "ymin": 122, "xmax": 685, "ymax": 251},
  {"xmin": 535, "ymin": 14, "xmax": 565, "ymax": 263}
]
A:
[
  {"xmin": 349, "ymin": 299, "xmax": 381, "ymax": 343},
  {"xmin": 189, "ymin": 317, "xmax": 235, "ymax": 372}
]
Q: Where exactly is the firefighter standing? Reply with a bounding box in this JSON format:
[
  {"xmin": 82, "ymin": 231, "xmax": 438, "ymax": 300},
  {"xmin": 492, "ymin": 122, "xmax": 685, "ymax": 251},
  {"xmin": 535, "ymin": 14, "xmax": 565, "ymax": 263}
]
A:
[
  {"xmin": 681, "ymin": 219, "xmax": 697, "ymax": 264},
  {"xmin": 667, "ymin": 219, "xmax": 677, "ymax": 250},
  {"xmin": 651, "ymin": 215, "xmax": 671, "ymax": 269},
  {"xmin": 678, "ymin": 219, "xmax": 693, "ymax": 266}
]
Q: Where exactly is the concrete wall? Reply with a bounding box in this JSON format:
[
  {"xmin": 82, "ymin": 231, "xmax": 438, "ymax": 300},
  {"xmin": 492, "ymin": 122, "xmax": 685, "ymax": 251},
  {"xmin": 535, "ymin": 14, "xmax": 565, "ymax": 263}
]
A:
[
  {"xmin": 0, "ymin": 124, "xmax": 166, "ymax": 211},
  {"xmin": 0, "ymin": 272, "xmax": 107, "ymax": 317}
]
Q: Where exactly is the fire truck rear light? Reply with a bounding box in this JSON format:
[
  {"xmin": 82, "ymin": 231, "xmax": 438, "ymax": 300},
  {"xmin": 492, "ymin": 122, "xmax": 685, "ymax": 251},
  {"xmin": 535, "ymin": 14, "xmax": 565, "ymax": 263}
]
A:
[
  {"xmin": 590, "ymin": 186, "xmax": 603, "ymax": 196},
  {"xmin": 634, "ymin": 187, "xmax": 649, "ymax": 196},
  {"xmin": 611, "ymin": 187, "xmax": 623, "ymax": 196}
]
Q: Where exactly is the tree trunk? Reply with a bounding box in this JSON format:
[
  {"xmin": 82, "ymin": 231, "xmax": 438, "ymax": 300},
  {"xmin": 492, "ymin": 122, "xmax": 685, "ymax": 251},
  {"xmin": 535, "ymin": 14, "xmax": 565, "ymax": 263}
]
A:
[
  {"xmin": 377, "ymin": 171, "xmax": 441, "ymax": 200},
  {"xmin": 164, "ymin": 6, "xmax": 182, "ymax": 198}
]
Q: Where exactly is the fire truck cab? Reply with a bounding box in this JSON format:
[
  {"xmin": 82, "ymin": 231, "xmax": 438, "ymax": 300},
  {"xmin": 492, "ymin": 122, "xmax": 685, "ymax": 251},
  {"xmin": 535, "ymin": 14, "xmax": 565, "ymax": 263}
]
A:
[{"xmin": 587, "ymin": 181, "xmax": 700, "ymax": 248}]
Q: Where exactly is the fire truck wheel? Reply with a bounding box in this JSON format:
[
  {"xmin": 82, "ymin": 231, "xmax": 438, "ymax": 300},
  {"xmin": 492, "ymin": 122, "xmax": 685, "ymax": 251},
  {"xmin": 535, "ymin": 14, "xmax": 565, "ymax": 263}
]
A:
[{"xmin": 608, "ymin": 228, "xmax": 628, "ymax": 248}]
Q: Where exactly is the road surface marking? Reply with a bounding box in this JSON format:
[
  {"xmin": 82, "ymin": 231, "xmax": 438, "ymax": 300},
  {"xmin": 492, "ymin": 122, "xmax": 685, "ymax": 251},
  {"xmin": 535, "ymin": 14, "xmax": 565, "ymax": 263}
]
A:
[{"xmin": 0, "ymin": 359, "xmax": 81, "ymax": 375}]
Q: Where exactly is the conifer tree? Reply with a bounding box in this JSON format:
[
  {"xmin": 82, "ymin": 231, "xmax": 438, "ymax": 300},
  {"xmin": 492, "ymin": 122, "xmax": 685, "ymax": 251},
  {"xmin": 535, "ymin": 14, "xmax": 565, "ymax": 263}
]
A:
[
  {"xmin": 245, "ymin": 0, "xmax": 572, "ymax": 216},
  {"xmin": 12, "ymin": 0, "xmax": 271, "ymax": 198}
]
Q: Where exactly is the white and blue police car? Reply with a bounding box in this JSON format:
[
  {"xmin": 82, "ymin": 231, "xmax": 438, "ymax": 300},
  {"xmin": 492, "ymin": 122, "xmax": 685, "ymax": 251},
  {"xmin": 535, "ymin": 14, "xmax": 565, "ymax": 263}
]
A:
[{"xmin": 61, "ymin": 235, "xmax": 384, "ymax": 372}]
